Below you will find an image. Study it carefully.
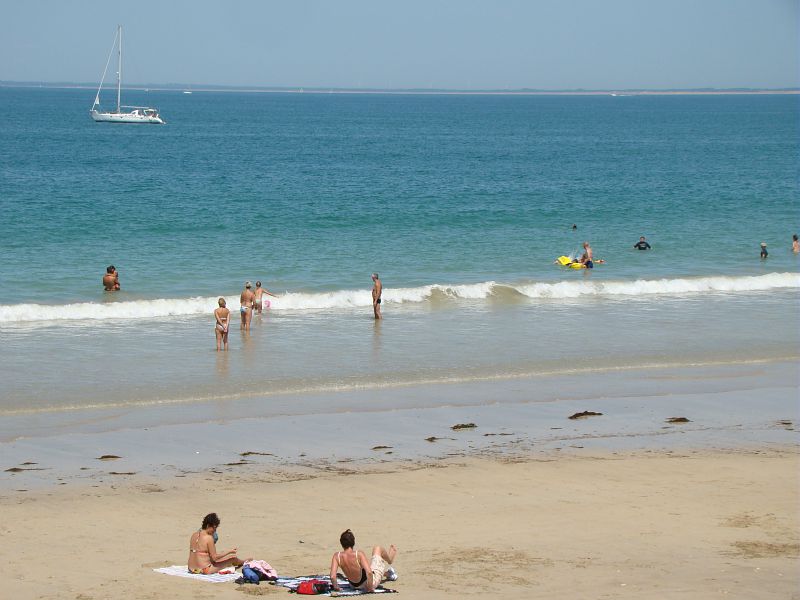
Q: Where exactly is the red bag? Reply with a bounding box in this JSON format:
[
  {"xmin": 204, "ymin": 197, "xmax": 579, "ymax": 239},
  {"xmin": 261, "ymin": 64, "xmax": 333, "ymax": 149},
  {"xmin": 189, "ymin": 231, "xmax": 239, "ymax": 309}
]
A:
[{"xmin": 295, "ymin": 579, "xmax": 331, "ymax": 595}]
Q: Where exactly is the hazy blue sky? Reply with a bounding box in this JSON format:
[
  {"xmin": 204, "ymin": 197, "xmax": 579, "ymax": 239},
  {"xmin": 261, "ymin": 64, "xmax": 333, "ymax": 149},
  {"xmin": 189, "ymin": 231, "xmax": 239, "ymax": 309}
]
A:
[{"xmin": 1, "ymin": 0, "xmax": 797, "ymax": 89}]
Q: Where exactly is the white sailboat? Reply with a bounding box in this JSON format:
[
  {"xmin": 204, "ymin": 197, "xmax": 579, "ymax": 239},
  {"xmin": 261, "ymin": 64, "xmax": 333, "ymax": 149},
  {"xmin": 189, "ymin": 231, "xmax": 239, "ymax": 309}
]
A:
[{"xmin": 90, "ymin": 26, "xmax": 165, "ymax": 124}]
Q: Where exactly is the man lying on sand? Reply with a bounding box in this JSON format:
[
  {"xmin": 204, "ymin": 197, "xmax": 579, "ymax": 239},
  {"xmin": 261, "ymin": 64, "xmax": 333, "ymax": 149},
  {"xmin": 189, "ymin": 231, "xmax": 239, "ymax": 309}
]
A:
[{"xmin": 330, "ymin": 528, "xmax": 397, "ymax": 592}]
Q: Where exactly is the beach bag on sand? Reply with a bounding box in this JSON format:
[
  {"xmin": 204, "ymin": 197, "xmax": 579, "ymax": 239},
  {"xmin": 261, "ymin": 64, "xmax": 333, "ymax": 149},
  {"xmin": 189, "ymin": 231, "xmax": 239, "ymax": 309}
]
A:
[{"xmin": 295, "ymin": 579, "xmax": 331, "ymax": 594}]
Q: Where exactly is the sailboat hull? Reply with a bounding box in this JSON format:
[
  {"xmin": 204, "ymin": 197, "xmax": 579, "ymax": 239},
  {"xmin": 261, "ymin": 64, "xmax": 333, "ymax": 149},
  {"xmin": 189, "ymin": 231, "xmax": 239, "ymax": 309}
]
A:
[{"xmin": 90, "ymin": 109, "xmax": 165, "ymax": 124}]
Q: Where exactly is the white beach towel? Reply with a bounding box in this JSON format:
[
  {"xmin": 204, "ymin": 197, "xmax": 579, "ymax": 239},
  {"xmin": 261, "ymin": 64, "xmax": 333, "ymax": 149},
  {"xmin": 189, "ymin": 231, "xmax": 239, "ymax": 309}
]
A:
[{"xmin": 153, "ymin": 565, "xmax": 240, "ymax": 583}]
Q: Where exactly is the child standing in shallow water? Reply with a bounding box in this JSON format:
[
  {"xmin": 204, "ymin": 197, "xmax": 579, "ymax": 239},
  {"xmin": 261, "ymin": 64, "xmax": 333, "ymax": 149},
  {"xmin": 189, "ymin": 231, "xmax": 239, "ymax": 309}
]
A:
[{"xmin": 253, "ymin": 281, "xmax": 277, "ymax": 315}]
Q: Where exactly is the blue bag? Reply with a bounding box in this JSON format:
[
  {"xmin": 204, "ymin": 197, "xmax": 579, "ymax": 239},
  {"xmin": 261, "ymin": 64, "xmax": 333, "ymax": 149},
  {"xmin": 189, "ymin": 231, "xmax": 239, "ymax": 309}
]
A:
[{"xmin": 242, "ymin": 566, "xmax": 260, "ymax": 584}]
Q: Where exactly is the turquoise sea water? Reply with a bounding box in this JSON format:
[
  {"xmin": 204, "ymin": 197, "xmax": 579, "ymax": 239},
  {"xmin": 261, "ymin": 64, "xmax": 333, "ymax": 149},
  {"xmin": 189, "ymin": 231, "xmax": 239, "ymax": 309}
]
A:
[
  {"xmin": 0, "ymin": 87, "xmax": 798, "ymax": 419},
  {"xmin": 2, "ymin": 88, "xmax": 798, "ymax": 301}
]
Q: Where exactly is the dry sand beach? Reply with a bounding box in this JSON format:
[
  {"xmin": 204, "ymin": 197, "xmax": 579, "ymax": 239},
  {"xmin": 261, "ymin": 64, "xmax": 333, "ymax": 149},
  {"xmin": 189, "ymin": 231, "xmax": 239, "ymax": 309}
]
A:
[{"xmin": 1, "ymin": 449, "xmax": 798, "ymax": 599}]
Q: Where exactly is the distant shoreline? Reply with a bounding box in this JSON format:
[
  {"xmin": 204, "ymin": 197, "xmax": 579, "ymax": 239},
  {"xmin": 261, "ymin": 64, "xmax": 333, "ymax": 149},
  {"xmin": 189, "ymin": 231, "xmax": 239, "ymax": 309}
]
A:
[{"xmin": 1, "ymin": 81, "xmax": 798, "ymax": 96}]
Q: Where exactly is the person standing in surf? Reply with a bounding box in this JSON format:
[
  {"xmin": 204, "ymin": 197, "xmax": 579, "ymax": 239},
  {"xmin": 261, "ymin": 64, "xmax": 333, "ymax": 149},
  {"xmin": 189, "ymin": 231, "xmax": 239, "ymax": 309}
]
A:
[
  {"xmin": 371, "ymin": 273, "xmax": 382, "ymax": 320},
  {"xmin": 214, "ymin": 298, "xmax": 230, "ymax": 351},
  {"xmin": 579, "ymin": 242, "xmax": 594, "ymax": 268},
  {"xmin": 240, "ymin": 282, "xmax": 255, "ymax": 331},
  {"xmin": 254, "ymin": 281, "xmax": 276, "ymax": 315}
]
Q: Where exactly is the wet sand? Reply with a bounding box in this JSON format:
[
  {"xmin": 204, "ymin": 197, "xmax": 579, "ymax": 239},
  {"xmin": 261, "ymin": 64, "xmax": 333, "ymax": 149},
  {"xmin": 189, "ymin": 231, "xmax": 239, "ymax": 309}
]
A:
[
  {"xmin": 1, "ymin": 449, "xmax": 797, "ymax": 599},
  {"xmin": 2, "ymin": 360, "xmax": 797, "ymax": 488}
]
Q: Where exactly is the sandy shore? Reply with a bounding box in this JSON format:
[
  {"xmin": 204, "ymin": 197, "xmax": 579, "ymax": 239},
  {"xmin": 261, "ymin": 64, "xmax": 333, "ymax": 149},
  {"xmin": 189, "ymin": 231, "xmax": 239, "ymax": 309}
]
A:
[
  {"xmin": 2, "ymin": 448, "xmax": 797, "ymax": 599},
  {"xmin": 3, "ymin": 360, "xmax": 797, "ymax": 487}
]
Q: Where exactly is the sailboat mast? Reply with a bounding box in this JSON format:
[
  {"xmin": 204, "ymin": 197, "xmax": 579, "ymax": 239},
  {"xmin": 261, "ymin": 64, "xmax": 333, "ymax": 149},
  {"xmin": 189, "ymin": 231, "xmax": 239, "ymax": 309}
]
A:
[{"xmin": 116, "ymin": 25, "xmax": 122, "ymax": 113}]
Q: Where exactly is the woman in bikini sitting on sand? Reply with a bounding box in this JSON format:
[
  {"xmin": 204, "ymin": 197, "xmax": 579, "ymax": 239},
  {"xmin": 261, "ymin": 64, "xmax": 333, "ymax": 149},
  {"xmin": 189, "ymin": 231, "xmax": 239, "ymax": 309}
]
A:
[
  {"xmin": 188, "ymin": 513, "xmax": 246, "ymax": 574},
  {"xmin": 330, "ymin": 529, "xmax": 397, "ymax": 592}
]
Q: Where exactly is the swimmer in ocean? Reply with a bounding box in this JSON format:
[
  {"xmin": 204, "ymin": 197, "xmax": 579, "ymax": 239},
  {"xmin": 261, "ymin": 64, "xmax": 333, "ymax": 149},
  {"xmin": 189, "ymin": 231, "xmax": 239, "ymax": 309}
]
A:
[
  {"xmin": 371, "ymin": 273, "xmax": 382, "ymax": 320},
  {"xmin": 103, "ymin": 265, "xmax": 120, "ymax": 291},
  {"xmin": 760, "ymin": 242, "xmax": 768, "ymax": 259},
  {"xmin": 633, "ymin": 236, "xmax": 651, "ymax": 250}
]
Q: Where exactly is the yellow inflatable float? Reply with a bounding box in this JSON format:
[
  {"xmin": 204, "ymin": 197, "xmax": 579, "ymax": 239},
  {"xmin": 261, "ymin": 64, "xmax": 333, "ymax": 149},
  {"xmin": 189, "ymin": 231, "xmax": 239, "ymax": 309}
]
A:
[{"xmin": 556, "ymin": 256, "xmax": 586, "ymax": 269}]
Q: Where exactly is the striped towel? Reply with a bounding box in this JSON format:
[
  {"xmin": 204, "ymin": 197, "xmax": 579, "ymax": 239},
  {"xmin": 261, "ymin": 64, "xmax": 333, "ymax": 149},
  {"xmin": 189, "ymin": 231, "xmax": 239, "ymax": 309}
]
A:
[
  {"xmin": 153, "ymin": 565, "xmax": 240, "ymax": 583},
  {"xmin": 273, "ymin": 574, "xmax": 397, "ymax": 595}
]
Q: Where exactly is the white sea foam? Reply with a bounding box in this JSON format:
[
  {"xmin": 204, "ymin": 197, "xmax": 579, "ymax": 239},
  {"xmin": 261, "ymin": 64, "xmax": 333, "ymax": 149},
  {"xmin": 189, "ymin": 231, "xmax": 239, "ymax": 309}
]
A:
[
  {"xmin": 515, "ymin": 272, "xmax": 800, "ymax": 299},
  {"xmin": 0, "ymin": 273, "xmax": 797, "ymax": 325}
]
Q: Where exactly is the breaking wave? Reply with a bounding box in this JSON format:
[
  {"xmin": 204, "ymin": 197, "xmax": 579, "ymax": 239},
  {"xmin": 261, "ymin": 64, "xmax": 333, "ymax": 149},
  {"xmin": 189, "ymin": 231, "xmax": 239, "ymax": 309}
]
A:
[{"xmin": 0, "ymin": 272, "xmax": 797, "ymax": 325}]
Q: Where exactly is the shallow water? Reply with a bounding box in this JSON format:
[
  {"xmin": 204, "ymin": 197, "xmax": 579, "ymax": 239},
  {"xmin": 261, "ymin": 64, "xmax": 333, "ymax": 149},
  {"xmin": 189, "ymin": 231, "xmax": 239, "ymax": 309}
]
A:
[
  {"xmin": 0, "ymin": 88, "xmax": 798, "ymax": 422},
  {"xmin": 2, "ymin": 290, "xmax": 797, "ymax": 416}
]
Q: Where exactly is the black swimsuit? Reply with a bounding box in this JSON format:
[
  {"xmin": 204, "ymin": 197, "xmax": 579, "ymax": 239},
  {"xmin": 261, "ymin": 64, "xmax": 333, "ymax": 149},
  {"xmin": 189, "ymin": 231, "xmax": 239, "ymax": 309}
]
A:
[
  {"xmin": 339, "ymin": 551, "xmax": 368, "ymax": 587},
  {"xmin": 348, "ymin": 568, "xmax": 368, "ymax": 587}
]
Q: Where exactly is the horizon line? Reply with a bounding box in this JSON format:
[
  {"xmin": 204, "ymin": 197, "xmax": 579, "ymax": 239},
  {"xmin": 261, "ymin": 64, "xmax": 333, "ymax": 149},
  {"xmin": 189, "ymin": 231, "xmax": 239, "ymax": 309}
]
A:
[{"xmin": 1, "ymin": 80, "xmax": 798, "ymax": 96}]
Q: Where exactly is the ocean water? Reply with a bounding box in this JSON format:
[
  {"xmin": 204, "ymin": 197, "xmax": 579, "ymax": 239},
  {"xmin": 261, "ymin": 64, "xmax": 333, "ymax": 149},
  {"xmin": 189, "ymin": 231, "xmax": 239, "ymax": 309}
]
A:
[{"xmin": 0, "ymin": 87, "xmax": 798, "ymax": 422}]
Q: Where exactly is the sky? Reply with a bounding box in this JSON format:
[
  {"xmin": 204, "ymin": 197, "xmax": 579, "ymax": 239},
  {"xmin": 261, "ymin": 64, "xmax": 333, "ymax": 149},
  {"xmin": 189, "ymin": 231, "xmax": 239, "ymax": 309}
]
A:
[{"xmin": 0, "ymin": 0, "xmax": 797, "ymax": 89}]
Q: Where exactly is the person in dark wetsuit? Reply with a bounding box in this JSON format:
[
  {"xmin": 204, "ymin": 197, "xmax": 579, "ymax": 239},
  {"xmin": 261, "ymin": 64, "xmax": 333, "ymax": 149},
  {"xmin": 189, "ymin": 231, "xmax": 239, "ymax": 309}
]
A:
[
  {"xmin": 760, "ymin": 242, "xmax": 768, "ymax": 259},
  {"xmin": 633, "ymin": 236, "xmax": 651, "ymax": 250},
  {"xmin": 330, "ymin": 529, "xmax": 397, "ymax": 592}
]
